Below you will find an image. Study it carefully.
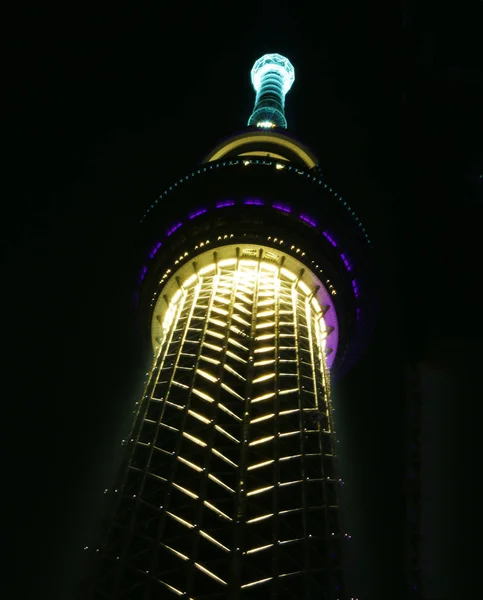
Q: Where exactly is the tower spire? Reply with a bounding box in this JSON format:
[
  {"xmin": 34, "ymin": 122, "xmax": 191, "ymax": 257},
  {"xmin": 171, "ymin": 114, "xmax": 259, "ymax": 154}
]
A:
[{"xmin": 248, "ymin": 53, "xmax": 295, "ymax": 129}]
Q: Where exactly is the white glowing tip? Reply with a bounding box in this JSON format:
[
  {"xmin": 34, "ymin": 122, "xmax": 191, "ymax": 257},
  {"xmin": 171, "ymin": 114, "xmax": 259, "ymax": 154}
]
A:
[
  {"xmin": 250, "ymin": 53, "xmax": 295, "ymax": 94},
  {"xmin": 256, "ymin": 121, "xmax": 276, "ymax": 129}
]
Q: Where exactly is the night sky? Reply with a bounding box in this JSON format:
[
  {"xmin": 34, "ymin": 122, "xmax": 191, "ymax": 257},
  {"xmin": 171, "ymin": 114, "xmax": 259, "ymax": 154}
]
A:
[{"xmin": 5, "ymin": 2, "xmax": 482, "ymax": 599}]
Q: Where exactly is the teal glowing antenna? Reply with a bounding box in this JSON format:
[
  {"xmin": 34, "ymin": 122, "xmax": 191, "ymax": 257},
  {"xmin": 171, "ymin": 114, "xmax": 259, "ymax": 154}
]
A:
[{"xmin": 248, "ymin": 53, "xmax": 295, "ymax": 129}]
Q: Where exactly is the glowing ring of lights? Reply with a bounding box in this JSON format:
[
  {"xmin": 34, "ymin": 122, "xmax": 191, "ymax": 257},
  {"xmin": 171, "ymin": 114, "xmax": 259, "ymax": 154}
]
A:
[
  {"xmin": 204, "ymin": 132, "xmax": 318, "ymax": 169},
  {"xmin": 151, "ymin": 244, "xmax": 339, "ymax": 369},
  {"xmin": 140, "ymin": 158, "xmax": 371, "ymax": 247}
]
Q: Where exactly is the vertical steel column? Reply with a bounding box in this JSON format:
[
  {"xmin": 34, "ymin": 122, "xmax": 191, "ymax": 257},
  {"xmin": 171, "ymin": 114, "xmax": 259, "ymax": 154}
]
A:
[
  {"xmin": 142, "ymin": 283, "xmax": 201, "ymax": 598},
  {"xmin": 271, "ymin": 256, "xmax": 282, "ymax": 598},
  {"xmin": 162, "ymin": 273, "xmax": 221, "ymax": 597}
]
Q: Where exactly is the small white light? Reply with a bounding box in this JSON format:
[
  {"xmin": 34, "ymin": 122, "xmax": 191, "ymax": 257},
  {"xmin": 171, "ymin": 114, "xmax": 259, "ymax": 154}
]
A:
[{"xmin": 256, "ymin": 121, "xmax": 276, "ymax": 129}]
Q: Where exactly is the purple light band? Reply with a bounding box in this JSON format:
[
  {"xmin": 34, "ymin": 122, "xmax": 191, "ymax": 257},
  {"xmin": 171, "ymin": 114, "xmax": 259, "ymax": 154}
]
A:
[
  {"xmin": 149, "ymin": 241, "xmax": 162, "ymax": 259},
  {"xmin": 166, "ymin": 222, "xmax": 182, "ymax": 236},
  {"xmin": 300, "ymin": 214, "xmax": 317, "ymax": 227},
  {"xmin": 273, "ymin": 203, "xmax": 292, "ymax": 213},
  {"xmin": 244, "ymin": 198, "xmax": 264, "ymax": 206},
  {"xmin": 139, "ymin": 265, "xmax": 147, "ymax": 283},
  {"xmin": 351, "ymin": 279, "xmax": 360, "ymax": 298},
  {"xmin": 340, "ymin": 253, "xmax": 352, "ymax": 271},
  {"xmin": 323, "ymin": 231, "xmax": 337, "ymax": 247},
  {"xmin": 216, "ymin": 200, "xmax": 235, "ymax": 208},
  {"xmin": 189, "ymin": 208, "xmax": 207, "ymax": 219}
]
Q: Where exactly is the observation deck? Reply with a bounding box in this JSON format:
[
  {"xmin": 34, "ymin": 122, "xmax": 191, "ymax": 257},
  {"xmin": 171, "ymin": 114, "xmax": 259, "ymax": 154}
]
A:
[{"xmin": 138, "ymin": 138, "xmax": 375, "ymax": 377}]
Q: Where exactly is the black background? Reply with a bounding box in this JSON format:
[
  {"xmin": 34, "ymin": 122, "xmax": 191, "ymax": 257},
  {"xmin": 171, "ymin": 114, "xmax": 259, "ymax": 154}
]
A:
[{"xmin": 4, "ymin": 1, "xmax": 482, "ymax": 599}]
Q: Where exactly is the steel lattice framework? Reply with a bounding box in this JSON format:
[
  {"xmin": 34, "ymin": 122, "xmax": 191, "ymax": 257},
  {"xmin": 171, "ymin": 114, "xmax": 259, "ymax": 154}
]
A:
[
  {"xmin": 87, "ymin": 247, "xmax": 345, "ymax": 599},
  {"xmin": 81, "ymin": 52, "xmax": 377, "ymax": 600}
]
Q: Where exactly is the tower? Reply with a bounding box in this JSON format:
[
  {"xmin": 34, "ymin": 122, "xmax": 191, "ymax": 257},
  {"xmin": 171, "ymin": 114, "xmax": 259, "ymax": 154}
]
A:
[{"xmin": 83, "ymin": 54, "xmax": 375, "ymax": 600}]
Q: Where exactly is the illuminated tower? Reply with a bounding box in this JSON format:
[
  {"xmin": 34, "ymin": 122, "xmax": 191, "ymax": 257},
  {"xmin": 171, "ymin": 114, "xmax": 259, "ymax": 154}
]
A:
[{"xmin": 83, "ymin": 54, "xmax": 375, "ymax": 600}]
